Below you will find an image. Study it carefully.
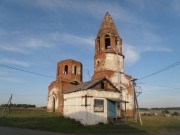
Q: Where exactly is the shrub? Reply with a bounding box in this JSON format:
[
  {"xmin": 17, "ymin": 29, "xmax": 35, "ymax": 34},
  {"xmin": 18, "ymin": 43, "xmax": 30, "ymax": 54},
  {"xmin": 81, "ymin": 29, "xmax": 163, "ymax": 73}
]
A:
[{"xmin": 172, "ymin": 112, "xmax": 179, "ymax": 116}]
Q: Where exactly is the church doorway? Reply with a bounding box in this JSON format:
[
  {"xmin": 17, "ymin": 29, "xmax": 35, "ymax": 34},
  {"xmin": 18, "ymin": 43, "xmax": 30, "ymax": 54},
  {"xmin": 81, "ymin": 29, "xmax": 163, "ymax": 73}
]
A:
[{"xmin": 52, "ymin": 97, "xmax": 56, "ymax": 112}]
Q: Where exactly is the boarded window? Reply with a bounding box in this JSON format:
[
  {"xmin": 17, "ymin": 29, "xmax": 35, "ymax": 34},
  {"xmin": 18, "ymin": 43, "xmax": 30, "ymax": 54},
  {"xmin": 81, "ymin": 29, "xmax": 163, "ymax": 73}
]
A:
[
  {"xmin": 94, "ymin": 99, "xmax": 104, "ymax": 112},
  {"xmin": 105, "ymin": 35, "xmax": 111, "ymax": 50},
  {"xmin": 64, "ymin": 65, "xmax": 68, "ymax": 75}
]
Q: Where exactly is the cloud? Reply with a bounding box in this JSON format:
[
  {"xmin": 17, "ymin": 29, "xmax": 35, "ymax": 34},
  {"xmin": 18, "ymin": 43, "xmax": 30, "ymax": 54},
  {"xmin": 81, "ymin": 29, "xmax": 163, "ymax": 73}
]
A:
[
  {"xmin": 0, "ymin": 46, "xmax": 28, "ymax": 54},
  {"xmin": 21, "ymin": 0, "xmax": 150, "ymax": 27},
  {"xmin": 60, "ymin": 34, "xmax": 94, "ymax": 46},
  {"xmin": 0, "ymin": 58, "xmax": 30, "ymax": 67},
  {"xmin": 0, "ymin": 30, "xmax": 53, "ymax": 54},
  {"xmin": 0, "ymin": 77, "xmax": 24, "ymax": 83},
  {"xmin": 123, "ymin": 43, "xmax": 172, "ymax": 65},
  {"xmin": 0, "ymin": 39, "xmax": 51, "ymax": 55},
  {"xmin": 139, "ymin": 46, "xmax": 172, "ymax": 53},
  {"xmin": 52, "ymin": 32, "xmax": 94, "ymax": 47},
  {"xmin": 123, "ymin": 44, "xmax": 140, "ymax": 65},
  {"xmin": 24, "ymin": 38, "xmax": 52, "ymax": 48}
]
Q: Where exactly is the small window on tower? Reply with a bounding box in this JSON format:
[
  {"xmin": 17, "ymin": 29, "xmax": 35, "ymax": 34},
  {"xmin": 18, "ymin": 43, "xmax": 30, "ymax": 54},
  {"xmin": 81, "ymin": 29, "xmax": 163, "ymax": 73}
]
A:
[
  {"xmin": 105, "ymin": 35, "xmax": 111, "ymax": 50},
  {"xmin": 74, "ymin": 66, "xmax": 77, "ymax": 75},
  {"xmin": 97, "ymin": 37, "xmax": 100, "ymax": 52},
  {"xmin": 97, "ymin": 61, "xmax": 100, "ymax": 67},
  {"xmin": 64, "ymin": 65, "xmax": 68, "ymax": 75}
]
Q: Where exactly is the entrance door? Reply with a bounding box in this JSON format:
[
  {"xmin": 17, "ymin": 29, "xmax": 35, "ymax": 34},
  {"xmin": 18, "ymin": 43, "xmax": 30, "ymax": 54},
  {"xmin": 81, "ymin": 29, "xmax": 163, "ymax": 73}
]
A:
[
  {"xmin": 108, "ymin": 100, "xmax": 116, "ymax": 118},
  {"xmin": 52, "ymin": 97, "xmax": 55, "ymax": 112}
]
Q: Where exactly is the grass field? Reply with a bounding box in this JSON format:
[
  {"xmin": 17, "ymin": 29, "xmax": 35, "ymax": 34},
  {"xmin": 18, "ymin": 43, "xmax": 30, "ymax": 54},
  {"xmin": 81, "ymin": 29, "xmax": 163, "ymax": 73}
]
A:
[{"xmin": 0, "ymin": 108, "xmax": 180, "ymax": 134}]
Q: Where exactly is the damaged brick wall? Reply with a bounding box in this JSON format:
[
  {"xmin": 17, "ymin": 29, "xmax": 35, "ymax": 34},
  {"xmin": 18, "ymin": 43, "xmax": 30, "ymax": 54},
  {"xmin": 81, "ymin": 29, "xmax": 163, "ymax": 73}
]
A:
[
  {"xmin": 92, "ymin": 12, "xmax": 135, "ymax": 117},
  {"xmin": 47, "ymin": 59, "xmax": 82, "ymax": 113}
]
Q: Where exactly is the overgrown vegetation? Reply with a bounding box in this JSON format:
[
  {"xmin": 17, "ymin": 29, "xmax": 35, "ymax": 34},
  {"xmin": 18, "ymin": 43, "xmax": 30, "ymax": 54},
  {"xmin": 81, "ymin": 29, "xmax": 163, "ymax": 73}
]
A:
[
  {"xmin": 0, "ymin": 108, "xmax": 180, "ymax": 134},
  {"xmin": 1, "ymin": 104, "xmax": 36, "ymax": 108},
  {"xmin": 140, "ymin": 107, "xmax": 180, "ymax": 110}
]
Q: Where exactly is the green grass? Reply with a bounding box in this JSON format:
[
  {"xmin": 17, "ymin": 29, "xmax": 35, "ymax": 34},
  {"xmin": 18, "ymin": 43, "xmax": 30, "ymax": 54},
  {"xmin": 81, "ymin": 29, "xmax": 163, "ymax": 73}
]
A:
[
  {"xmin": 132, "ymin": 116, "xmax": 180, "ymax": 132},
  {"xmin": 0, "ymin": 108, "xmax": 180, "ymax": 134}
]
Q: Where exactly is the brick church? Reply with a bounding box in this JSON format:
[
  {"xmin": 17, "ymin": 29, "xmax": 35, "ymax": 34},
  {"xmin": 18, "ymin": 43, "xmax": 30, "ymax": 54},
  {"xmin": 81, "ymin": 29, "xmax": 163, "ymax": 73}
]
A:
[{"xmin": 47, "ymin": 12, "xmax": 135, "ymax": 125}]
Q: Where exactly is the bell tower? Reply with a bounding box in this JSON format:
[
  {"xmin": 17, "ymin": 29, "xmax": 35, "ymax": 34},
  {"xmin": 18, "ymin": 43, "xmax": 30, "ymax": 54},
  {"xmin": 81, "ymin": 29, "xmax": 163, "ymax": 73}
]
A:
[{"xmin": 92, "ymin": 12, "xmax": 125, "ymax": 88}]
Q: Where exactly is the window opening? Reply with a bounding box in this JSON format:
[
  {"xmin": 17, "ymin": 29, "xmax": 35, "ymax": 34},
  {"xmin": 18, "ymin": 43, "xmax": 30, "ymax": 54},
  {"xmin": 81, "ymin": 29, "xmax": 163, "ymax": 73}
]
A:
[
  {"xmin": 74, "ymin": 66, "xmax": 77, "ymax": 75},
  {"xmin": 97, "ymin": 37, "xmax": 100, "ymax": 52},
  {"xmin": 94, "ymin": 99, "xmax": 104, "ymax": 112},
  {"xmin": 53, "ymin": 97, "xmax": 55, "ymax": 112},
  {"xmin": 97, "ymin": 61, "xmax": 100, "ymax": 67},
  {"xmin": 64, "ymin": 65, "xmax": 68, "ymax": 75},
  {"xmin": 105, "ymin": 35, "xmax": 111, "ymax": 50},
  {"xmin": 100, "ymin": 82, "xmax": 104, "ymax": 89}
]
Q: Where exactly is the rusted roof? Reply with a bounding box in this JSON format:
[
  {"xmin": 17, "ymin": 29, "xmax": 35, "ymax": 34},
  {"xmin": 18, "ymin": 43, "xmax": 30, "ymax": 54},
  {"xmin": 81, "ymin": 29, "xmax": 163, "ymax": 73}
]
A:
[{"xmin": 63, "ymin": 77, "xmax": 120, "ymax": 94}]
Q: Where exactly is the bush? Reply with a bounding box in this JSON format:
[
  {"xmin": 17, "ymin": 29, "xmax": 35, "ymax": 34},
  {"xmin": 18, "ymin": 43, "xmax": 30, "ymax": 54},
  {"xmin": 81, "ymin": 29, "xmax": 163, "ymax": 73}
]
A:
[
  {"xmin": 162, "ymin": 109, "xmax": 170, "ymax": 114},
  {"xmin": 172, "ymin": 112, "xmax": 179, "ymax": 116}
]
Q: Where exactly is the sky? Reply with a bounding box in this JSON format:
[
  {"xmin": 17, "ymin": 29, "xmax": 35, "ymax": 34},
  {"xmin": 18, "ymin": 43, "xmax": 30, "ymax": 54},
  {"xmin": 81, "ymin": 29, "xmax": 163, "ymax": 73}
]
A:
[{"xmin": 0, "ymin": 0, "xmax": 180, "ymax": 108}]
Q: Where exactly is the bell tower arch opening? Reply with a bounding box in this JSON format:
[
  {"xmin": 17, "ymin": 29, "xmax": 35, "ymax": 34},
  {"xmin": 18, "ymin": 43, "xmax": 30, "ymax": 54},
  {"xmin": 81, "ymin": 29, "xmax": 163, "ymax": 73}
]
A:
[
  {"xmin": 64, "ymin": 65, "xmax": 68, "ymax": 75},
  {"xmin": 74, "ymin": 66, "xmax": 77, "ymax": 75},
  {"xmin": 105, "ymin": 34, "xmax": 111, "ymax": 50},
  {"xmin": 92, "ymin": 12, "xmax": 125, "ymax": 83}
]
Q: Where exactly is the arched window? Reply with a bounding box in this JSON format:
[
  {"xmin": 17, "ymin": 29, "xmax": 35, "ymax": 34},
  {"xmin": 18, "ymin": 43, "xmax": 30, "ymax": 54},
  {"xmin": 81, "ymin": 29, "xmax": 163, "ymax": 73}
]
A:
[
  {"xmin": 105, "ymin": 35, "xmax": 111, "ymax": 50},
  {"xmin": 97, "ymin": 37, "xmax": 100, "ymax": 52},
  {"xmin": 74, "ymin": 66, "xmax": 77, "ymax": 75},
  {"xmin": 97, "ymin": 60, "xmax": 100, "ymax": 67},
  {"xmin": 64, "ymin": 65, "xmax": 68, "ymax": 75},
  {"xmin": 97, "ymin": 60, "xmax": 100, "ymax": 71}
]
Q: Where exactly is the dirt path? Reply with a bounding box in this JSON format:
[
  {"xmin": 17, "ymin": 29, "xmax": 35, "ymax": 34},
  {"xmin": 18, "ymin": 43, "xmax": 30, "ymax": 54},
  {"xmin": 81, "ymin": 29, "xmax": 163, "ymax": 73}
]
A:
[{"xmin": 0, "ymin": 126, "xmax": 180, "ymax": 135}]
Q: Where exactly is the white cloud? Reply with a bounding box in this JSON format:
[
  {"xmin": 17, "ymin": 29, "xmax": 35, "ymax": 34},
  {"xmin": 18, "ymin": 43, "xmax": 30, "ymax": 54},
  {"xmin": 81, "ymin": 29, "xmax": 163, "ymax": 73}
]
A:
[
  {"xmin": 123, "ymin": 43, "xmax": 172, "ymax": 65},
  {"xmin": 52, "ymin": 32, "xmax": 94, "ymax": 47},
  {"xmin": 0, "ymin": 46, "xmax": 28, "ymax": 54},
  {"xmin": 24, "ymin": 38, "xmax": 52, "ymax": 48},
  {"xmin": 141, "ymin": 31, "xmax": 161, "ymax": 42},
  {"xmin": 123, "ymin": 44, "xmax": 140, "ymax": 65},
  {"xmin": 0, "ymin": 77, "xmax": 24, "ymax": 83},
  {"xmin": 61, "ymin": 34, "xmax": 94, "ymax": 46},
  {"xmin": 0, "ymin": 58, "xmax": 30, "ymax": 67},
  {"xmin": 139, "ymin": 46, "xmax": 172, "ymax": 53},
  {"xmin": 23, "ymin": 0, "xmax": 150, "ymax": 26}
]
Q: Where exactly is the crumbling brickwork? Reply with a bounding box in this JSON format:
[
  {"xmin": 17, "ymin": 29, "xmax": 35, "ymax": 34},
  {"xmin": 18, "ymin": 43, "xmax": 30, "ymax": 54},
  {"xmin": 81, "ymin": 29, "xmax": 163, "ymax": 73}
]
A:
[
  {"xmin": 47, "ymin": 12, "xmax": 135, "ymax": 117},
  {"xmin": 92, "ymin": 12, "xmax": 134, "ymax": 116},
  {"xmin": 47, "ymin": 59, "xmax": 82, "ymax": 113}
]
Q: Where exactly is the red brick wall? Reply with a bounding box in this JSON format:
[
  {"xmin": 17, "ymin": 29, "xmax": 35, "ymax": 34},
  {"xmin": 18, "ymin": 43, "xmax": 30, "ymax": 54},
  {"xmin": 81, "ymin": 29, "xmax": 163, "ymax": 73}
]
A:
[
  {"xmin": 56, "ymin": 59, "xmax": 82, "ymax": 83},
  {"xmin": 48, "ymin": 59, "xmax": 83, "ymax": 113}
]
